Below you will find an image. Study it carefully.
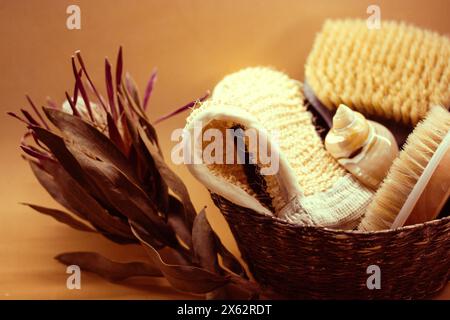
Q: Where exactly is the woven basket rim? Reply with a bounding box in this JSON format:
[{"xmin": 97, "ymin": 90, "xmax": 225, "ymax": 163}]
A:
[
  {"xmin": 265, "ymin": 211, "xmax": 450, "ymax": 234},
  {"xmin": 211, "ymin": 193, "xmax": 450, "ymax": 235}
]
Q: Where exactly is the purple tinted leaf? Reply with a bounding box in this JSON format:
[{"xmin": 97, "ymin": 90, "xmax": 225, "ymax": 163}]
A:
[
  {"xmin": 115, "ymin": 47, "xmax": 123, "ymax": 94},
  {"xmin": 7, "ymin": 112, "xmax": 30, "ymax": 125},
  {"xmin": 26, "ymin": 95, "xmax": 49, "ymax": 130},
  {"xmin": 20, "ymin": 130, "xmax": 31, "ymax": 144},
  {"xmin": 75, "ymin": 51, "xmax": 108, "ymax": 112},
  {"xmin": 72, "ymin": 57, "xmax": 94, "ymax": 122},
  {"xmin": 71, "ymin": 67, "xmax": 82, "ymax": 107},
  {"xmin": 30, "ymin": 130, "xmax": 51, "ymax": 153},
  {"xmin": 105, "ymin": 58, "xmax": 117, "ymax": 120},
  {"xmin": 121, "ymin": 82, "xmax": 146, "ymax": 120},
  {"xmin": 143, "ymin": 68, "xmax": 157, "ymax": 111},
  {"xmin": 20, "ymin": 145, "xmax": 52, "ymax": 161},
  {"xmin": 23, "ymin": 203, "xmax": 96, "ymax": 233},
  {"xmin": 21, "ymin": 109, "xmax": 40, "ymax": 126},
  {"xmin": 46, "ymin": 97, "xmax": 58, "ymax": 109},
  {"xmin": 55, "ymin": 252, "xmax": 162, "ymax": 281},
  {"xmin": 154, "ymin": 91, "xmax": 209, "ymax": 125},
  {"xmin": 125, "ymin": 72, "xmax": 142, "ymax": 110},
  {"xmin": 116, "ymin": 92, "xmax": 128, "ymax": 124},
  {"xmin": 65, "ymin": 91, "xmax": 80, "ymax": 117}
]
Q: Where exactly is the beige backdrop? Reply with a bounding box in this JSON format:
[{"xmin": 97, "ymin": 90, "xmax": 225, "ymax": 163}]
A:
[{"xmin": 0, "ymin": 0, "xmax": 449, "ymax": 299}]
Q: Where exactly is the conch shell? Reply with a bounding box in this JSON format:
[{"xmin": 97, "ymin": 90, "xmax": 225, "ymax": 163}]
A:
[{"xmin": 325, "ymin": 104, "xmax": 399, "ymax": 189}]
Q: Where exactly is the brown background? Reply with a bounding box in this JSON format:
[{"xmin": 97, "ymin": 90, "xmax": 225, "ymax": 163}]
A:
[{"xmin": 0, "ymin": 0, "xmax": 449, "ymax": 299}]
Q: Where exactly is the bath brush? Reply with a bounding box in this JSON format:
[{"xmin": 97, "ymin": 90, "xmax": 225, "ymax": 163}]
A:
[
  {"xmin": 304, "ymin": 19, "xmax": 450, "ymax": 126},
  {"xmin": 359, "ymin": 106, "xmax": 450, "ymax": 231}
]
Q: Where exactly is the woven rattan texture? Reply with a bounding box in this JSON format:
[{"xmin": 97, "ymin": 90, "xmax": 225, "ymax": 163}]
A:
[{"xmin": 211, "ymin": 194, "xmax": 450, "ymax": 299}]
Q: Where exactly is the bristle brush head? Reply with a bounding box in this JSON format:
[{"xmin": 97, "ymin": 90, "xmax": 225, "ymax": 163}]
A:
[
  {"xmin": 305, "ymin": 19, "xmax": 450, "ymax": 125},
  {"xmin": 359, "ymin": 106, "xmax": 450, "ymax": 231}
]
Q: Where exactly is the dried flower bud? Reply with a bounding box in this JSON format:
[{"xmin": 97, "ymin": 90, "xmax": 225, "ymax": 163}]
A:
[{"xmin": 61, "ymin": 97, "xmax": 107, "ymax": 131}]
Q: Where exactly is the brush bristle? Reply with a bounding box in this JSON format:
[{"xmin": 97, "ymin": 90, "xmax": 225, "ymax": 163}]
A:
[
  {"xmin": 359, "ymin": 106, "xmax": 450, "ymax": 231},
  {"xmin": 305, "ymin": 19, "xmax": 450, "ymax": 125}
]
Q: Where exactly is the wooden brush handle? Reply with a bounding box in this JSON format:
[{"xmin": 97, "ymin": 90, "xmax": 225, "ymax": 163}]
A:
[{"xmin": 406, "ymin": 148, "xmax": 450, "ymax": 225}]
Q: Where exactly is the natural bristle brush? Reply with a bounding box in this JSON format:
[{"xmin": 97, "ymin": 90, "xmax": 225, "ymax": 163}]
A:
[
  {"xmin": 304, "ymin": 19, "xmax": 450, "ymax": 126},
  {"xmin": 359, "ymin": 106, "xmax": 450, "ymax": 231}
]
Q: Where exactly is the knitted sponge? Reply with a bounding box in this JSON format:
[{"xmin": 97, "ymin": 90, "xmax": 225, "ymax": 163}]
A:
[
  {"xmin": 185, "ymin": 67, "xmax": 374, "ymax": 229},
  {"xmin": 305, "ymin": 19, "xmax": 450, "ymax": 125},
  {"xmin": 211, "ymin": 67, "xmax": 343, "ymax": 196}
]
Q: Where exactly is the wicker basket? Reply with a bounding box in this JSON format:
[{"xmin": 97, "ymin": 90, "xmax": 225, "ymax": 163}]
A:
[{"xmin": 211, "ymin": 194, "xmax": 450, "ymax": 299}]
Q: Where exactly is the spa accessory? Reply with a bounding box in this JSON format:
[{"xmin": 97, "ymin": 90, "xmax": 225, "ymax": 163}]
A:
[
  {"xmin": 325, "ymin": 104, "xmax": 398, "ymax": 189},
  {"xmin": 185, "ymin": 67, "xmax": 374, "ymax": 229},
  {"xmin": 406, "ymin": 148, "xmax": 450, "ymax": 225},
  {"xmin": 305, "ymin": 19, "xmax": 450, "ymax": 125},
  {"xmin": 359, "ymin": 106, "xmax": 450, "ymax": 231}
]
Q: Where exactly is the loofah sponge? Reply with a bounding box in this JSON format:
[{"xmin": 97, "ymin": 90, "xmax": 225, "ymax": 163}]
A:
[
  {"xmin": 305, "ymin": 19, "xmax": 450, "ymax": 125},
  {"xmin": 185, "ymin": 67, "xmax": 374, "ymax": 229}
]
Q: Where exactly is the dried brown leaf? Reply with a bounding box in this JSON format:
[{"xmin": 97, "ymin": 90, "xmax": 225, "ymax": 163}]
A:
[
  {"xmin": 124, "ymin": 114, "xmax": 169, "ymax": 214},
  {"xmin": 138, "ymin": 123, "xmax": 196, "ymax": 228},
  {"xmin": 106, "ymin": 112, "xmax": 126, "ymax": 154},
  {"xmin": 121, "ymin": 82, "xmax": 146, "ymax": 120},
  {"xmin": 192, "ymin": 208, "xmax": 219, "ymax": 273},
  {"xmin": 43, "ymin": 108, "xmax": 139, "ymax": 185},
  {"xmin": 125, "ymin": 72, "xmax": 143, "ymax": 110},
  {"xmin": 216, "ymin": 239, "xmax": 247, "ymax": 278},
  {"xmin": 167, "ymin": 196, "xmax": 193, "ymax": 248},
  {"xmin": 66, "ymin": 145, "xmax": 177, "ymax": 246},
  {"xmin": 23, "ymin": 203, "xmax": 96, "ymax": 233},
  {"xmin": 132, "ymin": 225, "xmax": 229, "ymax": 294},
  {"xmin": 30, "ymin": 126, "xmax": 96, "ymax": 195},
  {"xmin": 55, "ymin": 251, "xmax": 162, "ymax": 281},
  {"xmin": 104, "ymin": 58, "xmax": 117, "ymax": 120},
  {"xmin": 138, "ymin": 116, "xmax": 162, "ymax": 154},
  {"xmin": 28, "ymin": 159, "xmax": 134, "ymax": 241},
  {"xmin": 128, "ymin": 221, "xmax": 166, "ymax": 251}
]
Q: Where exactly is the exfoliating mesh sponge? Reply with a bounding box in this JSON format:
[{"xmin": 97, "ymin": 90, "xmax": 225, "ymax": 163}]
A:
[
  {"xmin": 305, "ymin": 19, "xmax": 450, "ymax": 125},
  {"xmin": 185, "ymin": 67, "xmax": 374, "ymax": 229}
]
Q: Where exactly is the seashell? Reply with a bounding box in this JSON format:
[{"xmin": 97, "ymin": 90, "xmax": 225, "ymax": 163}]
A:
[{"xmin": 325, "ymin": 104, "xmax": 399, "ymax": 189}]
